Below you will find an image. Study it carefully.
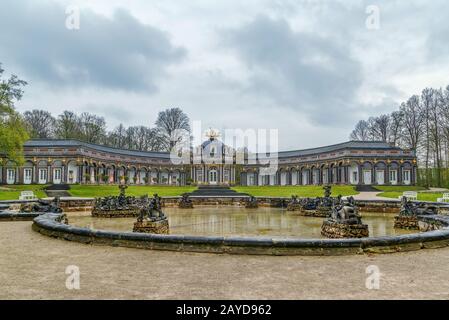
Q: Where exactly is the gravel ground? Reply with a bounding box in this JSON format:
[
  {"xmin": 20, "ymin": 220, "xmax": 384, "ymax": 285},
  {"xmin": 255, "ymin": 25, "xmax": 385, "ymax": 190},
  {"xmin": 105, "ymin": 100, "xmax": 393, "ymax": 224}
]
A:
[{"xmin": 1, "ymin": 221, "xmax": 449, "ymax": 300}]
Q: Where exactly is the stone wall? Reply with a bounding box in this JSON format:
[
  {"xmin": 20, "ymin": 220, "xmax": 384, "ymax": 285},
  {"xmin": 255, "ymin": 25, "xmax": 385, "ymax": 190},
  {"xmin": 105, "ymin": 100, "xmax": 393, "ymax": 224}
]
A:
[
  {"xmin": 0, "ymin": 212, "xmax": 41, "ymax": 221},
  {"xmin": 91, "ymin": 208, "xmax": 139, "ymax": 218},
  {"xmin": 32, "ymin": 212, "xmax": 449, "ymax": 256},
  {"xmin": 3, "ymin": 196, "xmax": 449, "ymax": 216},
  {"xmin": 321, "ymin": 221, "xmax": 369, "ymax": 238},
  {"xmin": 394, "ymin": 216, "xmax": 420, "ymax": 230}
]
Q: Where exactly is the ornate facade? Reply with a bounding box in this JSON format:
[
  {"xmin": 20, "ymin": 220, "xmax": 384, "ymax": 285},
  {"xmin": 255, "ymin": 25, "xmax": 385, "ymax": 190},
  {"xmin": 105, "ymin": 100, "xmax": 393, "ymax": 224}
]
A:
[{"xmin": 0, "ymin": 139, "xmax": 417, "ymax": 186}]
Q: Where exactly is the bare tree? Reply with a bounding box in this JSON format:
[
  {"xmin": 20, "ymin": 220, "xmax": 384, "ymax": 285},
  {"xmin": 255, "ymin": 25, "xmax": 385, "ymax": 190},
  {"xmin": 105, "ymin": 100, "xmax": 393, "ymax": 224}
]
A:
[
  {"xmin": 55, "ymin": 110, "xmax": 81, "ymax": 139},
  {"xmin": 389, "ymin": 110, "xmax": 404, "ymax": 146},
  {"xmin": 155, "ymin": 107, "xmax": 191, "ymax": 151},
  {"xmin": 350, "ymin": 120, "xmax": 370, "ymax": 141},
  {"xmin": 401, "ymin": 95, "xmax": 424, "ymax": 151},
  {"xmin": 367, "ymin": 115, "xmax": 390, "ymax": 142},
  {"xmin": 79, "ymin": 112, "xmax": 106, "ymax": 144},
  {"xmin": 23, "ymin": 109, "xmax": 56, "ymax": 138},
  {"xmin": 107, "ymin": 123, "xmax": 127, "ymax": 148}
]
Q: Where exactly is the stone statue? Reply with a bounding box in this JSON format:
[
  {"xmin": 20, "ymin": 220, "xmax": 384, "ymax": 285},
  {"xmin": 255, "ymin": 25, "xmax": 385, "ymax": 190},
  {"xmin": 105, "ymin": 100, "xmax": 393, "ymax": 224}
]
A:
[
  {"xmin": 329, "ymin": 196, "xmax": 362, "ymax": 225},
  {"xmin": 119, "ymin": 184, "xmax": 128, "ymax": 197},
  {"xmin": 50, "ymin": 196, "xmax": 63, "ymax": 213},
  {"xmin": 149, "ymin": 194, "xmax": 166, "ymax": 220},
  {"xmin": 286, "ymin": 195, "xmax": 301, "ymax": 211},
  {"xmin": 321, "ymin": 196, "xmax": 369, "ymax": 238},
  {"xmin": 245, "ymin": 196, "xmax": 259, "ymax": 208},
  {"xmin": 92, "ymin": 185, "xmax": 140, "ymax": 217},
  {"xmin": 134, "ymin": 193, "xmax": 169, "ymax": 234},
  {"xmin": 323, "ymin": 185, "xmax": 332, "ymax": 198},
  {"xmin": 399, "ymin": 197, "xmax": 438, "ymax": 216},
  {"xmin": 137, "ymin": 195, "xmax": 150, "ymax": 222},
  {"xmin": 179, "ymin": 194, "xmax": 193, "ymax": 208},
  {"xmin": 289, "ymin": 195, "xmax": 299, "ymax": 204},
  {"xmin": 300, "ymin": 197, "xmax": 320, "ymax": 210},
  {"xmin": 20, "ymin": 196, "xmax": 63, "ymax": 213}
]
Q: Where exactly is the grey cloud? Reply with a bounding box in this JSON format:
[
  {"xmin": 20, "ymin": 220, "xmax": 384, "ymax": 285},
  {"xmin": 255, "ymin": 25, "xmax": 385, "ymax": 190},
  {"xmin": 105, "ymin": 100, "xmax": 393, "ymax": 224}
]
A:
[
  {"xmin": 0, "ymin": 1, "xmax": 185, "ymax": 92},
  {"xmin": 222, "ymin": 14, "xmax": 363, "ymax": 126}
]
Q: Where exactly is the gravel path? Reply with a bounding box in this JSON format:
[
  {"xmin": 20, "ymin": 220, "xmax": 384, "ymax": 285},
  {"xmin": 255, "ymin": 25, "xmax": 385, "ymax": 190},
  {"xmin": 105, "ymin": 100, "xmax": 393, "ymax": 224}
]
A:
[
  {"xmin": 1, "ymin": 221, "xmax": 448, "ymax": 300},
  {"xmin": 352, "ymin": 192, "xmax": 395, "ymax": 201}
]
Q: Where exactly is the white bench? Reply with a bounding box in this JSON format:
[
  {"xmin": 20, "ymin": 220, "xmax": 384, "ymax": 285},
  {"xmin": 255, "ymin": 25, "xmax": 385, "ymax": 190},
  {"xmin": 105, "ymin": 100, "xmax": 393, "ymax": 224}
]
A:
[
  {"xmin": 398, "ymin": 191, "xmax": 418, "ymax": 201},
  {"xmin": 19, "ymin": 191, "xmax": 37, "ymax": 200},
  {"xmin": 437, "ymin": 193, "xmax": 449, "ymax": 203}
]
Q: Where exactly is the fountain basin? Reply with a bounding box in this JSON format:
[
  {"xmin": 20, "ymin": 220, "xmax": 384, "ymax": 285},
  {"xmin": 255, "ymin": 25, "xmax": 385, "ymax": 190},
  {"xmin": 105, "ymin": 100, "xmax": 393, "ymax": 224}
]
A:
[{"xmin": 31, "ymin": 208, "xmax": 449, "ymax": 256}]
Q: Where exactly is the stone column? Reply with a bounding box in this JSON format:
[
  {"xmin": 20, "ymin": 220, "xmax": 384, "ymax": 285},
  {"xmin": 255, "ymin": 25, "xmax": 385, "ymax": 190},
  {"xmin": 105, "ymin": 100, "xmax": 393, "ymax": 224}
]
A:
[
  {"xmin": 34, "ymin": 164, "xmax": 39, "ymax": 184},
  {"xmin": 79, "ymin": 165, "xmax": 84, "ymax": 184},
  {"xmin": 386, "ymin": 165, "xmax": 390, "ymax": 185},
  {"xmin": 3, "ymin": 166, "xmax": 7, "ymax": 184},
  {"xmin": 358, "ymin": 164, "xmax": 363, "ymax": 185},
  {"xmin": 413, "ymin": 166, "xmax": 417, "ymax": 185},
  {"xmin": 17, "ymin": 166, "xmax": 22, "ymax": 184},
  {"xmin": 62, "ymin": 165, "xmax": 66, "ymax": 183},
  {"xmin": 240, "ymin": 172, "xmax": 247, "ymax": 186}
]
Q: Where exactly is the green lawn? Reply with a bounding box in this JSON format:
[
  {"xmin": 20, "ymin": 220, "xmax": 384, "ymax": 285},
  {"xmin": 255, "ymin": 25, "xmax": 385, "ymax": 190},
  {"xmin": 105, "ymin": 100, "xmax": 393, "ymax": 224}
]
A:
[
  {"xmin": 373, "ymin": 186, "xmax": 428, "ymax": 192},
  {"xmin": 373, "ymin": 186, "xmax": 444, "ymax": 202},
  {"xmin": 0, "ymin": 185, "xmax": 48, "ymax": 200},
  {"xmin": 232, "ymin": 185, "xmax": 358, "ymax": 197},
  {"xmin": 69, "ymin": 185, "xmax": 197, "ymax": 198}
]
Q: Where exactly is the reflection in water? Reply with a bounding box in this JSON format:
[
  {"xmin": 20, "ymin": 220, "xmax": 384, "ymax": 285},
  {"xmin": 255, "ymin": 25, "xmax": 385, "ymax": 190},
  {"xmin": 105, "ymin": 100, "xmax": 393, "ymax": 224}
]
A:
[{"xmin": 68, "ymin": 207, "xmax": 413, "ymax": 239}]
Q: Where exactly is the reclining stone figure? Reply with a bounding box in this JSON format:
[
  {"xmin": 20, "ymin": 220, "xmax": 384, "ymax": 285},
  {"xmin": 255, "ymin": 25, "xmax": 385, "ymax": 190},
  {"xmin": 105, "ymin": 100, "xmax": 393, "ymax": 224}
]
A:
[
  {"xmin": 329, "ymin": 196, "xmax": 362, "ymax": 225},
  {"xmin": 20, "ymin": 196, "xmax": 63, "ymax": 213},
  {"xmin": 399, "ymin": 197, "xmax": 438, "ymax": 216},
  {"xmin": 300, "ymin": 197, "xmax": 320, "ymax": 210}
]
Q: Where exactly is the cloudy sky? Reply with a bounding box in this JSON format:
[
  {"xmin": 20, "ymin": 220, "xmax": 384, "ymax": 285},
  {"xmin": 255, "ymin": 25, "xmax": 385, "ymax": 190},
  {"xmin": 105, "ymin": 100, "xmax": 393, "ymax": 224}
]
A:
[{"xmin": 1, "ymin": 0, "xmax": 449, "ymax": 150}]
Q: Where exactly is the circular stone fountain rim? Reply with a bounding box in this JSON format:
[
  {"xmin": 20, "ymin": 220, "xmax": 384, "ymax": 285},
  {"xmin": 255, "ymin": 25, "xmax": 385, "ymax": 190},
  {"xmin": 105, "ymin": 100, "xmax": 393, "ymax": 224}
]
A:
[{"xmin": 31, "ymin": 212, "xmax": 449, "ymax": 255}]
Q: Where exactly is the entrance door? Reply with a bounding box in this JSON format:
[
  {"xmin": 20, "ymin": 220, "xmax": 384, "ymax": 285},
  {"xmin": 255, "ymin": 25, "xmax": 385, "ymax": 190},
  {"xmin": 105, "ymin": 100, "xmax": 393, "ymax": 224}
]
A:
[
  {"xmin": 24, "ymin": 168, "xmax": 32, "ymax": 184},
  {"xmin": 376, "ymin": 170, "xmax": 385, "ymax": 185},
  {"xmin": 209, "ymin": 169, "xmax": 217, "ymax": 185},
  {"xmin": 390, "ymin": 170, "xmax": 398, "ymax": 185},
  {"xmin": 53, "ymin": 168, "xmax": 62, "ymax": 184},
  {"xmin": 403, "ymin": 170, "xmax": 411, "ymax": 185},
  {"xmin": 38, "ymin": 168, "xmax": 48, "ymax": 184},
  {"xmin": 6, "ymin": 169, "xmax": 15, "ymax": 185},
  {"xmin": 363, "ymin": 170, "xmax": 372, "ymax": 185}
]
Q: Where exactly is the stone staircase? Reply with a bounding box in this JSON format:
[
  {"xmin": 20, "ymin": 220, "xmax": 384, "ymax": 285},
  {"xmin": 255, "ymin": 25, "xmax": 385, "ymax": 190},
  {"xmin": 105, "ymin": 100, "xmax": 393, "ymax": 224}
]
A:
[
  {"xmin": 44, "ymin": 184, "xmax": 71, "ymax": 197},
  {"xmin": 188, "ymin": 185, "xmax": 249, "ymax": 197},
  {"xmin": 355, "ymin": 185, "xmax": 380, "ymax": 192}
]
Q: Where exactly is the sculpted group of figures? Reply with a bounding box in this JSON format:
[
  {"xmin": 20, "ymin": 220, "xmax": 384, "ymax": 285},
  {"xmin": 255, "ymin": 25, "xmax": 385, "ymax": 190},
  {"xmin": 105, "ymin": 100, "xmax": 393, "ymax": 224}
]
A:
[
  {"xmin": 20, "ymin": 197, "xmax": 63, "ymax": 214},
  {"xmin": 178, "ymin": 194, "xmax": 194, "ymax": 209},
  {"xmin": 398, "ymin": 196, "xmax": 438, "ymax": 216},
  {"xmin": 134, "ymin": 193, "xmax": 170, "ymax": 234},
  {"xmin": 137, "ymin": 194, "xmax": 167, "ymax": 222},
  {"xmin": 91, "ymin": 185, "xmax": 169, "ymax": 233},
  {"xmin": 287, "ymin": 186, "xmax": 337, "ymax": 217},
  {"xmin": 93, "ymin": 185, "xmax": 139, "ymax": 212},
  {"xmin": 394, "ymin": 196, "xmax": 439, "ymax": 230},
  {"xmin": 284, "ymin": 186, "xmax": 368, "ymax": 238}
]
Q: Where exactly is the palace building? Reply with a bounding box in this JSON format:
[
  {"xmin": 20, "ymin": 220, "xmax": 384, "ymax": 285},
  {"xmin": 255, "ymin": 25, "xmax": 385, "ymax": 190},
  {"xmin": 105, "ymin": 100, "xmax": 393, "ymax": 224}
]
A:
[{"xmin": 0, "ymin": 135, "xmax": 417, "ymax": 186}]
